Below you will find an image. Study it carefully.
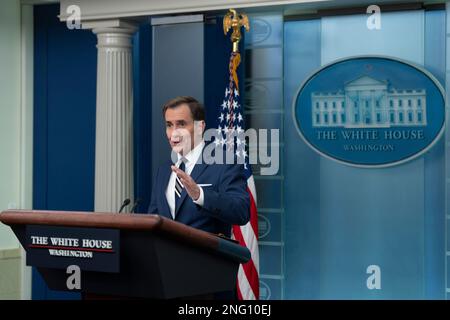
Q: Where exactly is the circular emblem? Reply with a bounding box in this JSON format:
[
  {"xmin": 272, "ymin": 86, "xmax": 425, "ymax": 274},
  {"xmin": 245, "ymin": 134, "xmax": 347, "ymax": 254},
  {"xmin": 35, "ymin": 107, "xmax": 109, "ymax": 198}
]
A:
[
  {"xmin": 248, "ymin": 18, "xmax": 271, "ymax": 44},
  {"xmin": 259, "ymin": 280, "xmax": 271, "ymax": 300},
  {"xmin": 257, "ymin": 214, "xmax": 271, "ymax": 239},
  {"xmin": 293, "ymin": 56, "xmax": 445, "ymax": 167}
]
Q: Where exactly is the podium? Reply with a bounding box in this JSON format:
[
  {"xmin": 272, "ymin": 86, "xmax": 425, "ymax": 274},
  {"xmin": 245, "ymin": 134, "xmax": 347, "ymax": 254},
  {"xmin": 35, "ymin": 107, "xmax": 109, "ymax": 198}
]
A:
[{"xmin": 0, "ymin": 210, "xmax": 250, "ymax": 299}]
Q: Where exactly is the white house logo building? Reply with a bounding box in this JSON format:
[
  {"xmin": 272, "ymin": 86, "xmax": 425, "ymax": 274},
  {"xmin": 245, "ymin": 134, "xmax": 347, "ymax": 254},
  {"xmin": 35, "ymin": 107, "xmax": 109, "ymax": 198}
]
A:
[
  {"xmin": 311, "ymin": 76, "xmax": 427, "ymax": 128},
  {"xmin": 294, "ymin": 56, "xmax": 445, "ymax": 167}
]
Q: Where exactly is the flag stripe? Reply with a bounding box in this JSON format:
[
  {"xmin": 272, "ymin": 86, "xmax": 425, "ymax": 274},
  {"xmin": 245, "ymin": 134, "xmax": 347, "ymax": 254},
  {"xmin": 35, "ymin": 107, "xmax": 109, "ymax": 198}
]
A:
[
  {"xmin": 233, "ymin": 223, "xmax": 259, "ymax": 298},
  {"xmin": 237, "ymin": 264, "xmax": 256, "ymax": 300},
  {"xmin": 247, "ymin": 186, "xmax": 259, "ymax": 244},
  {"xmin": 236, "ymin": 200, "xmax": 259, "ymax": 271},
  {"xmin": 247, "ymin": 176, "xmax": 258, "ymax": 206}
]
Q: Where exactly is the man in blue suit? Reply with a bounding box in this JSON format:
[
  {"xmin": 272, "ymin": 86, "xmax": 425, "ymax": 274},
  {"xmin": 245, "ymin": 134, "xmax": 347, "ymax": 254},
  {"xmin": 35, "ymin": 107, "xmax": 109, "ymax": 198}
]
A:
[{"xmin": 148, "ymin": 96, "xmax": 250, "ymax": 237}]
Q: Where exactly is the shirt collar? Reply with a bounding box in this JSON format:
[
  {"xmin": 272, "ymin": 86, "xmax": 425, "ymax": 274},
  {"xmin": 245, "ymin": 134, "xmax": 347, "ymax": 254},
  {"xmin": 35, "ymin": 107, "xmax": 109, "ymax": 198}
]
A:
[{"xmin": 177, "ymin": 140, "xmax": 205, "ymax": 166}]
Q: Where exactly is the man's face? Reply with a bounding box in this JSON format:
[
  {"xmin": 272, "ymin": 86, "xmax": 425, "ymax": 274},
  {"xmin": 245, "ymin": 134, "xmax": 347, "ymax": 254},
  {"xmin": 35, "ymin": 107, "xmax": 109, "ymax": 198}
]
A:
[{"xmin": 165, "ymin": 104, "xmax": 204, "ymax": 155}]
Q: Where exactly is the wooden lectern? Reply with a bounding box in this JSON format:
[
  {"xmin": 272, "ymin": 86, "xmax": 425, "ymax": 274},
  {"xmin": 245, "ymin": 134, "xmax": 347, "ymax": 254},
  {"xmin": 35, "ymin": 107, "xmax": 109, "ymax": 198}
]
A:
[{"xmin": 0, "ymin": 210, "xmax": 250, "ymax": 299}]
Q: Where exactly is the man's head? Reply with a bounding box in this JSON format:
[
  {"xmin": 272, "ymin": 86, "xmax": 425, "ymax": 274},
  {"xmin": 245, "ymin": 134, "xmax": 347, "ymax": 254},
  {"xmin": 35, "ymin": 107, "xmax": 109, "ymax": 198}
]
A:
[{"xmin": 163, "ymin": 96, "xmax": 206, "ymax": 155}]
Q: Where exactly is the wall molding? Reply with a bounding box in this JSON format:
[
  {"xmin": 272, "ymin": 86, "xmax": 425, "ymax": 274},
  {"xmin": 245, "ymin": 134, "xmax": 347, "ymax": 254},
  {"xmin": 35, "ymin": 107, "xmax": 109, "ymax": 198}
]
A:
[
  {"xmin": 59, "ymin": 0, "xmax": 327, "ymax": 22},
  {"xmin": 19, "ymin": 3, "xmax": 34, "ymax": 301}
]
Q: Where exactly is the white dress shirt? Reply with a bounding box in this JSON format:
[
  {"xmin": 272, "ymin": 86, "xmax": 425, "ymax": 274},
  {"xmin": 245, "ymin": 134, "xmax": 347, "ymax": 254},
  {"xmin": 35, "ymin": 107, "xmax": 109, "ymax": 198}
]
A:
[{"xmin": 165, "ymin": 141, "xmax": 205, "ymax": 219}]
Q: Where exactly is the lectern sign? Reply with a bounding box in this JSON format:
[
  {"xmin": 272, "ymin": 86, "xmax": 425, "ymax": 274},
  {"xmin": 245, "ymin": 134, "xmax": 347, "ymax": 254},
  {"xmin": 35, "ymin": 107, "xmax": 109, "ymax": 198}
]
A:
[
  {"xmin": 293, "ymin": 56, "xmax": 445, "ymax": 167},
  {"xmin": 26, "ymin": 225, "xmax": 120, "ymax": 273}
]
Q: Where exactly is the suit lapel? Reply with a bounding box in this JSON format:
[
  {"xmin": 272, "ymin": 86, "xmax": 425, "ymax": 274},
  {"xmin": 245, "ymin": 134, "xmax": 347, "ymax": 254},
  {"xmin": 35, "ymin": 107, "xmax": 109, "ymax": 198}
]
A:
[
  {"xmin": 189, "ymin": 162, "xmax": 208, "ymax": 182},
  {"xmin": 175, "ymin": 189, "xmax": 188, "ymax": 216},
  {"xmin": 174, "ymin": 163, "xmax": 208, "ymax": 216},
  {"xmin": 160, "ymin": 164, "xmax": 173, "ymax": 219}
]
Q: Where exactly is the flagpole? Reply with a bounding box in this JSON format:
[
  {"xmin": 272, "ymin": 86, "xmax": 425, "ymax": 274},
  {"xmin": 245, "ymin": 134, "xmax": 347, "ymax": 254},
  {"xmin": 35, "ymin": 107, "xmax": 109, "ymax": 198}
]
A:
[
  {"xmin": 223, "ymin": 8, "xmax": 250, "ymax": 53},
  {"xmin": 224, "ymin": 8, "xmax": 250, "ymax": 93},
  {"xmin": 223, "ymin": 9, "xmax": 260, "ymax": 301}
]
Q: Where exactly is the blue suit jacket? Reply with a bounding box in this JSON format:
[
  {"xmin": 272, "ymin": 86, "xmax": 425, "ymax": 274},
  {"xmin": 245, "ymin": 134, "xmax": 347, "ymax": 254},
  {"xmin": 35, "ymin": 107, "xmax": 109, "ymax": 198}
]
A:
[{"xmin": 147, "ymin": 160, "xmax": 250, "ymax": 237}]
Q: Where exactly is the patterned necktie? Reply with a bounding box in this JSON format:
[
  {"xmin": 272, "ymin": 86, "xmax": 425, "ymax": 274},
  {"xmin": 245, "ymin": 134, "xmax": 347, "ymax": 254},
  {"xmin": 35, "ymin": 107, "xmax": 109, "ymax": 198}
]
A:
[{"xmin": 174, "ymin": 160, "xmax": 186, "ymax": 209}]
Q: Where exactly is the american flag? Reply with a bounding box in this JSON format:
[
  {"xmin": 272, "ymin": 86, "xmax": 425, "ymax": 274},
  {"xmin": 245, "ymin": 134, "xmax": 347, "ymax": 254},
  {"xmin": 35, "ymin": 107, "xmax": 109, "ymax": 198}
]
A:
[{"xmin": 216, "ymin": 51, "xmax": 260, "ymax": 300}]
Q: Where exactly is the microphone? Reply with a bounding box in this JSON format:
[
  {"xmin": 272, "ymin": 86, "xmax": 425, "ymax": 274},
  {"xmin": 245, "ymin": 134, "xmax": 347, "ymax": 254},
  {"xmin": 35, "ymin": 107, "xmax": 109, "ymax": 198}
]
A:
[
  {"xmin": 118, "ymin": 198, "xmax": 131, "ymax": 213},
  {"xmin": 130, "ymin": 198, "xmax": 141, "ymax": 213}
]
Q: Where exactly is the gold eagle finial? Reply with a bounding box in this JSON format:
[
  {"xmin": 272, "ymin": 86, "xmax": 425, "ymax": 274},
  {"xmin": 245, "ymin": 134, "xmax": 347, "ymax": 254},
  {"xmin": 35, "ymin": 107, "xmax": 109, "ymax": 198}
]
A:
[{"xmin": 223, "ymin": 9, "xmax": 250, "ymax": 53}]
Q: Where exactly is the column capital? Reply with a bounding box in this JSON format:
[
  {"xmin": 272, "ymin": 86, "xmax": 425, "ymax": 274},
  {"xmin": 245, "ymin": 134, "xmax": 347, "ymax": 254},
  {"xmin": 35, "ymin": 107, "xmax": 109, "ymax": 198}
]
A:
[
  {"xmin": 83, "ymin": 19, "xmax": 138, "ymax": 34},
  {"xmin": 84, "ymin": 19, "xmax": 138, "ymax": 49},
  {"xmin": 92, "ymin": 26, "xmax": 138, "ymax": 35}
]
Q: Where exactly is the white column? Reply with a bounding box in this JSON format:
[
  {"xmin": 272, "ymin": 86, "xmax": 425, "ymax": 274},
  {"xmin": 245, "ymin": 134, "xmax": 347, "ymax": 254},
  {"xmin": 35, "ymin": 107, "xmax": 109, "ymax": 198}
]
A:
[{"xmin": 93, "ymin": 26, "xmax": 136, "ymax": 212}]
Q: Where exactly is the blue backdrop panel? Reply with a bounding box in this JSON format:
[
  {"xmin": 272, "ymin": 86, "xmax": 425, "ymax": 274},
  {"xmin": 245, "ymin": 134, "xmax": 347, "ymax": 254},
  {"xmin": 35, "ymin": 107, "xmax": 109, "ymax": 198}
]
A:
[
  {"xmin": 284, "ymin": 18, "xmax": 322, "ymax": 299},
  {"xmin": 423, "ymin": 10, "xmax": 445, "ymax": 299},
  {"xmin": 33, "ymin": 4, "xmax": 96, "ymax": 300},
  {"xmin": 133, "ymin": 24, "xmax": 152, "ymax": 213},
  {"xmin": 33, "ymin": 4, "xmax": 152, "ymax": 299},
  {"xmin": 284, "ymin": 9, "xmax": 446, "ymax": 299}
]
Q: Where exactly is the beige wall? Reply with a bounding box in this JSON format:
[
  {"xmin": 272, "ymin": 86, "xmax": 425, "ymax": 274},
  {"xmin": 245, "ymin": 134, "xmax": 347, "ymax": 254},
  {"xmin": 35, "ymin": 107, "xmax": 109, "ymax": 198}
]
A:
[
  {"xmin": 0, "ymin": 0, "xmax": 33, "ymax": 300},
  {"xmin": 0, "ymin": 249, "xmax": 21, "ymax": 299},
  {"xmin": 0, "ymin": 1, "xmax": 21, "ymax": 248}
]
